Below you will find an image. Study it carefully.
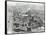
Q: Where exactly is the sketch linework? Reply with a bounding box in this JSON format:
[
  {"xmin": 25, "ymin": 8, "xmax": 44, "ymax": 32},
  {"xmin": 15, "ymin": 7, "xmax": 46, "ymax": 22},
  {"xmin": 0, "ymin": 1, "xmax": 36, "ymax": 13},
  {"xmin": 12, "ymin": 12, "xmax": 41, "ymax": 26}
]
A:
[{"xmin": 7, "ymin": 1, "xmax": 45, "ymax": 34}]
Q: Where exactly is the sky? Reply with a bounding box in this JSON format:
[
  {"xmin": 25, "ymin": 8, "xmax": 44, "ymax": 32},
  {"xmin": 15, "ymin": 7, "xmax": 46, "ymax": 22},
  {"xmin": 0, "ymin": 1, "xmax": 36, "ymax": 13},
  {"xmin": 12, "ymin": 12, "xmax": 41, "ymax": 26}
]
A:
[{"xmin": 7, "ymin": 1, "xmax": 44, "ymax": 11}]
